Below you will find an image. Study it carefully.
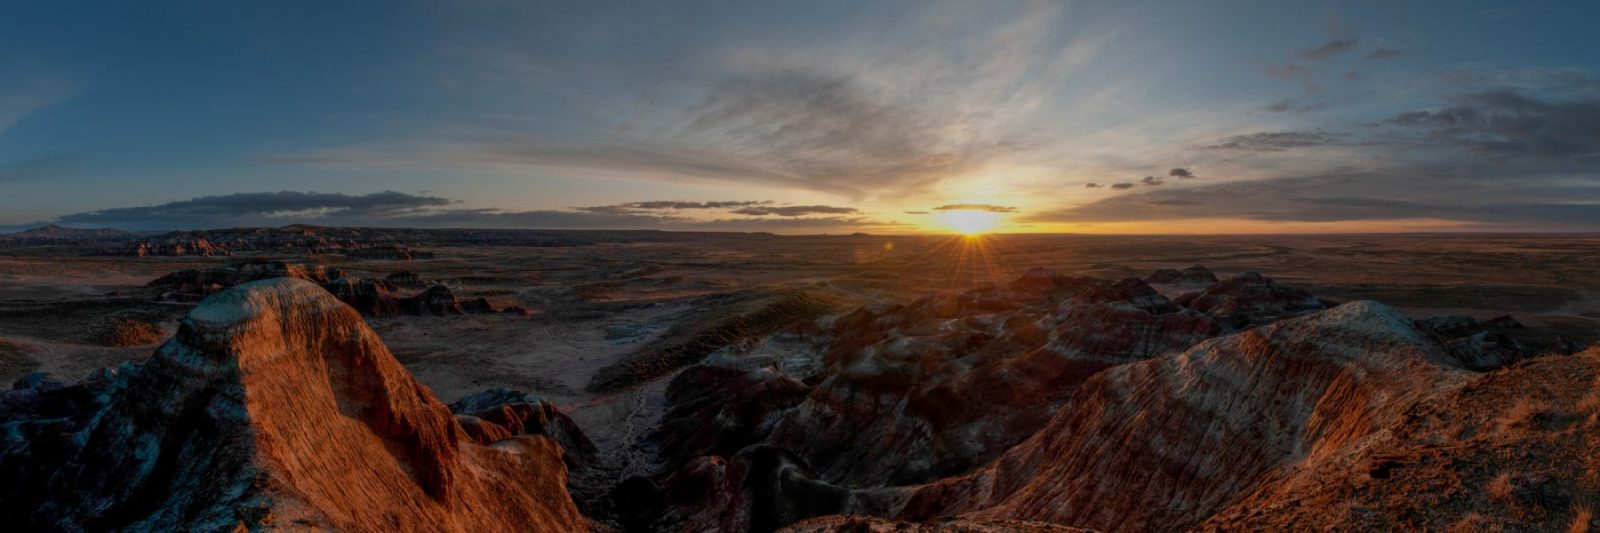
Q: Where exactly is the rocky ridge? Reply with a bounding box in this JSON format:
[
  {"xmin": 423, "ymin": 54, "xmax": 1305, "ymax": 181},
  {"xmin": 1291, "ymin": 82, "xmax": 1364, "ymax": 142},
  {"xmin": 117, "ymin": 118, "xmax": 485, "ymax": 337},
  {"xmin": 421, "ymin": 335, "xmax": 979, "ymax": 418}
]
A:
[
  {"xmin": 0, "ymin": 278, "xmax": 586, "ymax": 531},
  {"xmin": 150, "ymin": 260, "xmax": 527, "ymax": 317},
  {"xmin": 621, "ymin": 266, "xmax": 1585, "ymax": 532},
  {"xmin": 2, "ymin": 263, "xmax": 1593, "ymax": 532}
]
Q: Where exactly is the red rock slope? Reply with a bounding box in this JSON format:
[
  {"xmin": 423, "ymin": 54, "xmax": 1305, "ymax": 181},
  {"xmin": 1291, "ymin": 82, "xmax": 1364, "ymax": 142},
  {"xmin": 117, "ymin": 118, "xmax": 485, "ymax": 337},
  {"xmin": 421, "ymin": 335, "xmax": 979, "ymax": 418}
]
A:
[
  {"xmin": 878, "ymin": 300, "xmax": 1475, "ymax": 531},
  {"xmin": 0, "ymin": 278, "xmax": 586, "ymax": 531}
]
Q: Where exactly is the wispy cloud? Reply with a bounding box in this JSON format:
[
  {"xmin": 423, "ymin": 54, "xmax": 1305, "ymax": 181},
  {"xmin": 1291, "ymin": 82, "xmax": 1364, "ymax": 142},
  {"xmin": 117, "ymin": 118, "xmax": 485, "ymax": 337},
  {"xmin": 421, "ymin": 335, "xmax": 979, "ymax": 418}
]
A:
[
  {"xmin": 576, "ymin": 200, "xmax": 772, "ymax": 214},
  {"xmin": 57, "ymin": 191, "xmax": 454, "ymax": 229},
  {"xmin": 1265, "ymin": 99, "xmax": 1332, "ymax": 113},
  {"xmin": 1365, "ymin": 48, "xmax": 1403, "ymax": 61},
  {"xmin": 1298, "ymin": 39, "xmax": 1358, "ymax": 60},
  {"xmin": 0, "ymin": 154, "xmax": 81, "ymax": 184},
  {"xmin": 932, "ymin": 203, "xmax": 1017, "ymax": 213},
  {"xmin": 0, "ymin": 76, "xmax": 81, "ymax": 135},
  {"xmin": 1028, "ymin": 170, "xmax": 1600, "ymax": 229},
  {"xmin": 52, "ymin": 191, "xmax": 895, "ymax": 232},
  {"xmin": 731, "ymin": 204, "xmax": 859, "ymax": 217},
  {"xmin": 1385, "ymin": 89, "xmax": 1600, "ymax": 159},
  {"xmin": 1202, "ymin": 131, "xmax": 1341, "ymax": 151},
  {"xmin": 267, "ymin": 2, "xmax": 1107, "ymax": 200},
  {"xmin": 1265, "ymin": 63, "xmax": 1319, "ymax": 93}
]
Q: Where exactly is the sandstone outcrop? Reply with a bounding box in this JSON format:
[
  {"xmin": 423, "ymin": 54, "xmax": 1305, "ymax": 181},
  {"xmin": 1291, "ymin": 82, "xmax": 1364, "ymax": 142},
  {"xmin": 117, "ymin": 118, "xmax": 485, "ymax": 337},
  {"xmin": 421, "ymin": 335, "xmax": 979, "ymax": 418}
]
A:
[
  {"xmin": 149, "ymin": 262, "xmax": 522, "ymax": 318},
  {"xmin": 875, "ymin": 301, "xmax": 1464, "ymax": 531},
  {"xmin": 148, "ymin": 259, "xmax": 345, "ymax": 302},
  {"xmin": 0, "ymin": 278, "xmax": 587, "ymax": 531},
  {"xmin": 450, "ymin": 388, "xmax": 597, "ymax": 468},
  {"xmin": 765, "ymin": 273, "xmax": 1220, "ymax": 488},
  {"xmin": 92, "ymin": 317, "xmax": 164, "ymax": 347},
  {"xmin": 1145, "ymin": 264, "xmax": 1218, "ymax": 285},
  {"xmin": 1198, "ymin": 346, "xmax": 1600, "ymax": 531},
  {"xmin": 321, "ymin": 276, "xmax": 403, "ymax": 316},
  {"xmin": 637, "ymin": 295, "xmax": 1572, "ymax": 532},
  {"xmin": 633, "ymin": 269, "xmax": 1230, "ymax": 531},
  {"xmin": 1174, "ymin": 271, "xmax": 1325, "ymax": 328}
]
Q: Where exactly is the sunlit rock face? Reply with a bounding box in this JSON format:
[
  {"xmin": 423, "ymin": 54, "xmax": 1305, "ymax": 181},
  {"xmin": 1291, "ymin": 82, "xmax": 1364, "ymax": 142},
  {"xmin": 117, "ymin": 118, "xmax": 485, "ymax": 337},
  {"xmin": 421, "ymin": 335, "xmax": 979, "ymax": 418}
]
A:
[
  {"xmin": 639, "ymin": 281, "xmax": 1590, "ymax": 533},
  {"xmin": 878, "ymin": 301, "xmax": 1471, "ymax": 532},
  {"xmin": 0, "ymin": 278, "xmax": 587, "ymax": 532},
  {"xmin": 1199, "ymin": 346, "xmax": 1600, "ymax": 531}
]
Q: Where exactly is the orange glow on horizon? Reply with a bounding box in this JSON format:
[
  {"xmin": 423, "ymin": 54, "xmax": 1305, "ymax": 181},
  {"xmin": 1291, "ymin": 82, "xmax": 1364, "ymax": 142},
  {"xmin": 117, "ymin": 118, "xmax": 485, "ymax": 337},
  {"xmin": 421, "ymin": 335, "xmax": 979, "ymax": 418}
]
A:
[{"xmin": 932, "ymin": 209, "xmax": 1005, "ymax": 235}]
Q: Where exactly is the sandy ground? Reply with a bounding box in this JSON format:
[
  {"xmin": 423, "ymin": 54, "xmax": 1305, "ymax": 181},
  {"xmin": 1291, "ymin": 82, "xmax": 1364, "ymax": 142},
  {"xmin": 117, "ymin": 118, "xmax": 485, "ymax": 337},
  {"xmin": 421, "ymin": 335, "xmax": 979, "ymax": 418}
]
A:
[{"xmin": 3, "ymin": 233, "xmax": 1599, "ymax": 471}]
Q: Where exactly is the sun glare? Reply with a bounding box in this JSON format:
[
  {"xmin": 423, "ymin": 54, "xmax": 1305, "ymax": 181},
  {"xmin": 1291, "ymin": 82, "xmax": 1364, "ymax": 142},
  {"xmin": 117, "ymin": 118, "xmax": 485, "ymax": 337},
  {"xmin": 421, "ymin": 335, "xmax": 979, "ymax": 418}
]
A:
[{"xmin": 935, "ymin": 209, "xmax": 1003, "ymax": 235}]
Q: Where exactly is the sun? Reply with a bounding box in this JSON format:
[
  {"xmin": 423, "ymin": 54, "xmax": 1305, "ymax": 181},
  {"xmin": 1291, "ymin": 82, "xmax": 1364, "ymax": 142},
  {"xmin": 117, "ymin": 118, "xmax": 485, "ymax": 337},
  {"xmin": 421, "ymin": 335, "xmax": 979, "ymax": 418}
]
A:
[{"xmin": 935, "ymin": 209, "xmax": 1003, "ymax": 235}]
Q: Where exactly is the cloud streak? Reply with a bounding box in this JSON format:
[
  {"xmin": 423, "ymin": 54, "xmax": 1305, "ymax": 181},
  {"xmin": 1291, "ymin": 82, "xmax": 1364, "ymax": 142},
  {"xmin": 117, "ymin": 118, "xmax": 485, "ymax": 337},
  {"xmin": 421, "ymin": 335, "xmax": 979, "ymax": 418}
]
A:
[
  {"xmin": 0, "ymin": 154, "xmax": 80, "ymax": 184},
  {"xmin": 266, "ymin": 2, "xmax": 1099, "ymax": 200},
  {"xmin": 730, "ymin": 204, "xmax": 859, "ymax": 217},
  {"xmin": 1202, "ymin": 131, "xmax": 1340, "ymax": 151},
  {"xmin": 52, "ymin": 191, "xmax": 895, "ymax": 233},
  {"xmin": 1028, "ymin": 172, "xmax": 1600, "ymax": 229},
  {"xmin": 1299, "ymin": 39, "xmax": 1358, "ymax": 60},
  {"xmin": 932, "ymin": 203, "xmax": 1018, "ymax": 213},
  {"xmin": 1385, "ymin": 89, "xmax": 1600, "ymax": 159}
]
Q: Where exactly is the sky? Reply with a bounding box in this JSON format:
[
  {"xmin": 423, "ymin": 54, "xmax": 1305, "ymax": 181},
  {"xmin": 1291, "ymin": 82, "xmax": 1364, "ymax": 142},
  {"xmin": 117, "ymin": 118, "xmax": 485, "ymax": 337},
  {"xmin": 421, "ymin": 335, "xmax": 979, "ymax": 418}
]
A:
[{"xmin": 1, "ymin": 0, "xmax": 1598, "ymax": 234}]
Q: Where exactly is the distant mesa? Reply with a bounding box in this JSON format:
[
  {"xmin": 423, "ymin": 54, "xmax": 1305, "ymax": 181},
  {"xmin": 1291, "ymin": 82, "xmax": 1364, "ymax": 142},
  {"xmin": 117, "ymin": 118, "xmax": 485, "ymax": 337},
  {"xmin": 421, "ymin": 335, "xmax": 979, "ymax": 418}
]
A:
[
  {"xmin": 111, "ymin": 225, "xmax": 690, "ymax": 257},
  {"xmin": 0, "ymin": 224, "xmax": 127, "ymax": 245},
  {"xmin": 148, "ymin": 259, "xmax": 527, "ymax": 317}
]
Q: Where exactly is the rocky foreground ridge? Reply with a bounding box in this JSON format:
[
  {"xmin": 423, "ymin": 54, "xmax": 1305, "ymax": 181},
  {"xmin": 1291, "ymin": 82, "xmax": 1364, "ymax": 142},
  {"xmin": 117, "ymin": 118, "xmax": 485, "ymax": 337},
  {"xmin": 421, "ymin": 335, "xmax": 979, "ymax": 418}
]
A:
[
  {"xmin": 0, "ymin": 278, "xmax": 585, "ymax": 531},
  {"xmin": 619, "ymin": 267, "xmax": 1594, "ymax": 532},
  {"xmin": 1, "ymin": 265, "xmax": 1595, "ymax": 532}
]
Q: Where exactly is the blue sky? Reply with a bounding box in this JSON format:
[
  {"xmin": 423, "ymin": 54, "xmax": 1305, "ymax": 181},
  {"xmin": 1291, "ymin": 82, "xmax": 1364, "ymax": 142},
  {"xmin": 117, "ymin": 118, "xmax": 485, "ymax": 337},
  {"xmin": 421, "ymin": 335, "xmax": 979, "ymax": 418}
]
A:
[{"xmin": 1, "ymin": 1, "xmax": 1597, "ymax": 233}]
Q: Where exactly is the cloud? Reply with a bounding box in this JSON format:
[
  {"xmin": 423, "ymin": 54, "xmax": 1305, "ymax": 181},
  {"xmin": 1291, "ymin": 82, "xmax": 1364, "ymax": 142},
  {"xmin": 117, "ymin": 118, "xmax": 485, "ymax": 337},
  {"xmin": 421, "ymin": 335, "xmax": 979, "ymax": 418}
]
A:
[
  {"xmin": 1385, "ymin": 89, "xmax": 1600, "ymax": 159},
  {"xmin": 1265, "ymin": 63, "xmax": 1318, "ymax": 93},
  {"xmin": 1084, "ymin": 182, "xmax": 1102, "ymax": 188},
  {"xmin": 1025, "ymin": 171, "xmax": 1600, "ymax": 229},
  {"xmin": 1202, "ymin": 131, "xmax": 1340, "ymax": 151},
  {"xmin": 0, "ymin": 77, "xmax": 81, "ymax": 135},
  {"xmin": 1343, "ymin": 71, "xmax": 1365, "ymax": 81},
  {"xmin": 50, "ymin": 190, "xmax": 899, "ymax": 233},
  {"xmin": 624, "ymin": 200, "xmax": 769, "ymax": 210},
  {"xmin": 56, "ymin": 191, "xmax": 456, "ymax": 230},
  {"xmin": 1109, "ymin": 182, "xmax": 1134, "ymax": 190},
  {"xmin": 1141, "ymin": 176, "xmax": 1164, "ymax": 186},
  {"xmin": 903, "ymin": 210, "xmax": 930, "ymax": 214},
  {"xmin": 0, "ymin": 154, "xmax": 80, "ymax": 184},
  {"xmin": 932, "ymin": 203, "xmax": 1018, "ymax": 213},
  {"xmin": 1264, "ymin": 99, "xmax": 1332, "ymax": 113},
  {"xmin": 268, "ymin": 2, "xmax": 1095, "ymax": 200},
  {"xmin": 1365, "ymin": 48, "xmax": 1403, "ymax": 60},
  {"xmin": 576, "ymin": 200, "xmax": 771, "ymax": 214},
  {"xmin": 1299, "ymin": 39, "xmax": 1358, "ymax": 60},
  {"xmin": 1168, "ymin": 168, "xmax": 1195, "ymax": 179},
  {"xmin": 730, "ymin": 204, "xmax": 860, "ymax": 217}
]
